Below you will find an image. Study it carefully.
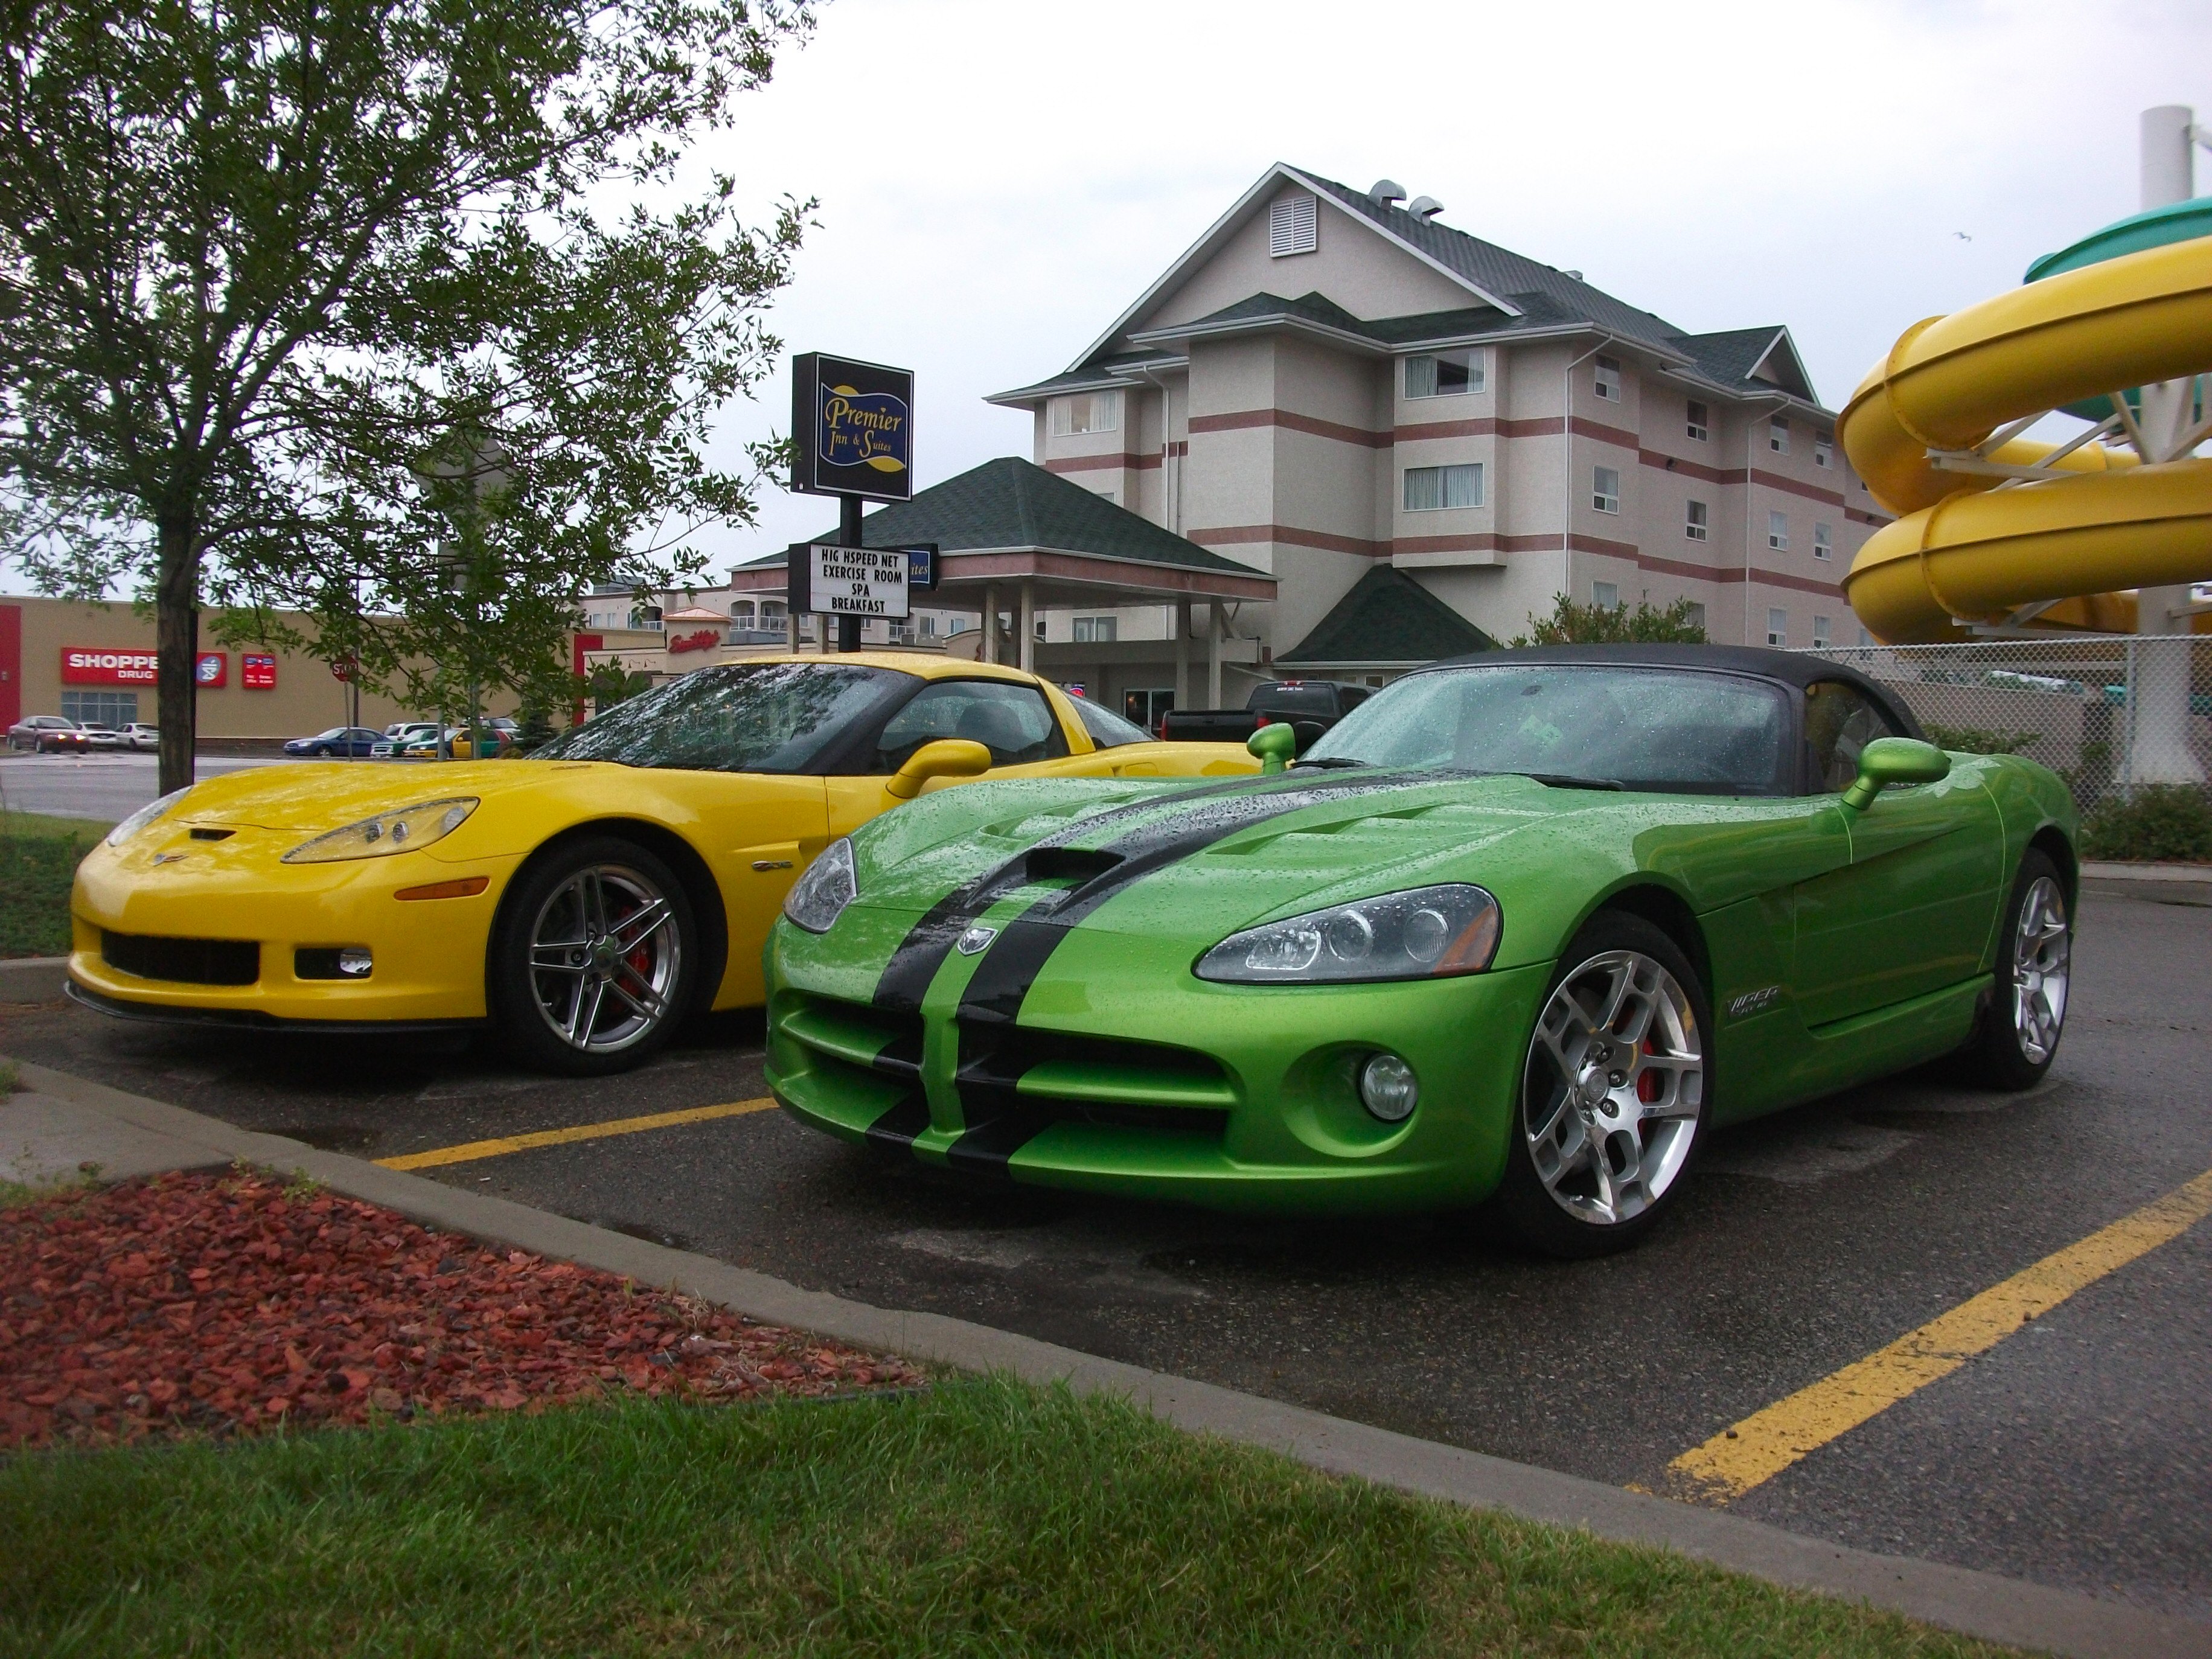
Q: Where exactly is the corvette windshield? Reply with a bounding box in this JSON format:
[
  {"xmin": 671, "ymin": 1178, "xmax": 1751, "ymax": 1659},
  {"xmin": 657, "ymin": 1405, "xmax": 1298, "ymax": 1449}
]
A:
[
  {"xmin": 1301, "ymin": 664, "xmax": 1792, "ymax": 795},
  {"xmin": 532, "ymin": 663, "xmax": 909, "ymax": 775}
]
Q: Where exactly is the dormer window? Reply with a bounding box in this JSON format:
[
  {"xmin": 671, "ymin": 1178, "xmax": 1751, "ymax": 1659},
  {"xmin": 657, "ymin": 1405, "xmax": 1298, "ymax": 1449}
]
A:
[
  {"xmin": 1405, "ymin": 350, "xmax": 1485, "ymax": 398},
  {"xmin": 1594, "ymin": 355, "xmax": 1622, "ymax": 400},
  {"xmin": 1269, "ymin": 192, "xmax": 1319, "ymax": 257},
  {"xmin": 1049, "ymin": 390, "xmax": 1121, "ymax": 436}
]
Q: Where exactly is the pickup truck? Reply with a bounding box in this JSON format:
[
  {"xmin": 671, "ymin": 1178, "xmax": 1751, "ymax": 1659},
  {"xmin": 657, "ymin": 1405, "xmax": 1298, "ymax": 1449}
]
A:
[{"xmin": 1159, "ymin": 679, "xmax": 1373, "ymax": 752}]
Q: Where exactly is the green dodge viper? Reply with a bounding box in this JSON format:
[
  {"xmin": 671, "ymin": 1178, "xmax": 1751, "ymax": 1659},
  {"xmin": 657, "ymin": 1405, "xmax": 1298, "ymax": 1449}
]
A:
[{"xmin": 764, "ymin": 645, "xmax": 2077, "ymax": 1255}]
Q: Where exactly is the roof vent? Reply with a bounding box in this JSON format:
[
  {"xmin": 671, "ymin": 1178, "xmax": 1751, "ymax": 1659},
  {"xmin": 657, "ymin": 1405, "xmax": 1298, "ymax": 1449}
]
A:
[
  {"xmin": 1367, "ymin": 178, "xmax": 1407, "ymax": 206},
  {"xmin": 1563, "ymin": 269, "xmax": 1583, "ymax": 281},
  {"xmin": 1269, "ymin": 191, "xmax": 1319, "ymax": 257},
  {"xmin": 1407, "ymin": 196, "xmax": 1444, "ymax": 221}
]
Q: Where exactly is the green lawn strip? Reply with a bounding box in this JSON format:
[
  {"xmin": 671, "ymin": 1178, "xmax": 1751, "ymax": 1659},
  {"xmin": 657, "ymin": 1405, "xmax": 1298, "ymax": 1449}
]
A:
[
  {"xmin": 0, "ymin": 1376, "xmax": 2019, "ymax": 1658},
  {"xmin": 0, "ymin": 813, "xmax": 109, "ymax": 959}
]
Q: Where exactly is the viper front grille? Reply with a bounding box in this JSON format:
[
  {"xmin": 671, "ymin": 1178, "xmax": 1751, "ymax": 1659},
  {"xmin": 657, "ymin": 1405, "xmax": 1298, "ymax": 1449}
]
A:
[
  {"xmin": 101, "ymin": 930, "xmax": 260, "ymax": 986},
  {"xmin": 954, "ymin": 1024, "xmax": 1234, "ymax": 1139}
]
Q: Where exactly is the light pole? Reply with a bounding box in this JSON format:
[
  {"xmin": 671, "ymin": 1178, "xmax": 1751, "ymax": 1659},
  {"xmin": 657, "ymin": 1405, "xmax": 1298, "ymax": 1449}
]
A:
[{"xmin": 423, "ymin": 432, "xmax": 512, "ymax": 761}]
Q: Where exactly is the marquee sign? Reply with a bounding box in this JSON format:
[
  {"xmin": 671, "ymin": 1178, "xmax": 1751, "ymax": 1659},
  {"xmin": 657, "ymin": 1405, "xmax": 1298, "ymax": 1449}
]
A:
[
  {"xmin": 791, "ymin": 353, "xmax": 914, "ymax": 502},
  {"xmin": 789, "ymin": 543, "xmax": 911, "ymax": 621}
]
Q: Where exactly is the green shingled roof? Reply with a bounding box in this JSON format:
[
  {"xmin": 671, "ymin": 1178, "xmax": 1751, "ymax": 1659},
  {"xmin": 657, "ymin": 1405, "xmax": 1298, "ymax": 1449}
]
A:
[
  {"xmin": 740, "ymin": 456, "xmax": 1264, "ymax": 578},
  {"xmin": 1277, "ymin": 566, "xmax": 1494, "ymax": 668}
]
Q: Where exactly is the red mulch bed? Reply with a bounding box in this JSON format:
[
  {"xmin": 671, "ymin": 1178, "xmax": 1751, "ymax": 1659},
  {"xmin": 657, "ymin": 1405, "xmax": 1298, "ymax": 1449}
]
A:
[{"xmin": 1, "ymin": 1169, "xmax": 922, "ymax": 1451}]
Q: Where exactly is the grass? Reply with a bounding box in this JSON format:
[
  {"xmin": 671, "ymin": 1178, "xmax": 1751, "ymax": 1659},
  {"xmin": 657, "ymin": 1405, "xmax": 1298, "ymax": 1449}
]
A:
[
  {"xmin": 0, "ymin": 811, "xmax": 111, "ymax": 959},
  {"xmin": 0, "ymin": 1377, "xmax": 2021, "ymax": 1658}
]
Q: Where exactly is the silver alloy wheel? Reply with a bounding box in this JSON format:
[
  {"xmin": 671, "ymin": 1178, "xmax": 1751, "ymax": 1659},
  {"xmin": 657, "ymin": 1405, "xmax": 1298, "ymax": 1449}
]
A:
[
  {"xmin": 525, "ymin": 863, "xmax": 683, "ymax": 1054},
  {"xmin": 1523, "ymin": 948, "xmax": 1704, "ymax": 1227},
  {"xmin": 2012, "ymin": 875, "xmax": 2070, "ymax": 1064}
]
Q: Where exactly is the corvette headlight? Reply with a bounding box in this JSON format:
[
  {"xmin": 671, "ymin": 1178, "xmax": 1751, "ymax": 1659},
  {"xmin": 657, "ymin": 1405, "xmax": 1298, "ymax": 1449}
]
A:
[
  {"xmin": 107, "ymin": 787, "xmax": 191, "ymax": 848},
  {"xmin": 281, "ymin": 797, "xmax": 479, "ymax": 864},
  {"xmin": 1195, "ymin": 884, "xmax": 1501, "ymax": 985},
  {"xmin": 783, "ymin": 837, "xmax": 857, "ymax": 933}
]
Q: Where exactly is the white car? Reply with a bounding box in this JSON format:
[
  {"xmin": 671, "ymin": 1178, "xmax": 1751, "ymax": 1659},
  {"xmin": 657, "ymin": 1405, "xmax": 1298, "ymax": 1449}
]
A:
[
  {"xmin": 371, "ymin": 721, "xmax": 441, "ymax": 758},
  {"xmin": 119, "ymin": 723, "xmax": 161, "ymax": 752}
]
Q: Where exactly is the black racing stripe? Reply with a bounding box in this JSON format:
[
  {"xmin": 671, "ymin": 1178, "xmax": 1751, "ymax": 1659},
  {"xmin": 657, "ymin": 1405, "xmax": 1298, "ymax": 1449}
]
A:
[
  {"xmin": 869, "ymin": 771, "xmax": 1294, "ymax": 1015},
  {"xmin": 862, "ymin": 1091, "xmax": 932, "ymax": 1156},
  {"xmin": 955, "ymin": 773, "xmax": 1419, "ymax": 1027}
]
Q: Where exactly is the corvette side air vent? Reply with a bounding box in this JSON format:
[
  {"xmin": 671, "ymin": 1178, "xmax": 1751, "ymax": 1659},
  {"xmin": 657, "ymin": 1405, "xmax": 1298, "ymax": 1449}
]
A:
[{"xmin": 1025, "ymin": 846, "xmax": 1122, "ymax": 885}]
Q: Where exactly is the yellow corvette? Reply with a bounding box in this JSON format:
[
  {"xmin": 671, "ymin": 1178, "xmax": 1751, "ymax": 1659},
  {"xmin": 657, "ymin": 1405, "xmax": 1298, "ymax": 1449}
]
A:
[{"xmin": 69, "ymin": 655, "xmax": 1258, "ymax": 1073}]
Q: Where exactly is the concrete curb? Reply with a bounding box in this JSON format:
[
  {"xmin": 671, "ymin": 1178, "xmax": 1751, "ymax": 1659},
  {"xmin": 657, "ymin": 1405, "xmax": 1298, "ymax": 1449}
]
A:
[
  {"xmin": 2079, "ymin": 861, "xmax": 2212, "ymax": 883},
  {"xmin": 7, "ymin": 1053, "xmax": 2207, "ymax": 1659},
  {"xmin": 0, "ymin": 957, "xmax": 68, "ymax": 1003}
]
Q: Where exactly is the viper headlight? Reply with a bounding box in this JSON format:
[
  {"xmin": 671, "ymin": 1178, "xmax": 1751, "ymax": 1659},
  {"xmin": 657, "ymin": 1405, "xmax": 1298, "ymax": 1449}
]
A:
[
  {"xmin": 281, "ymin": 797, "xmax": 479, "ymax": 864},
  {"xmin": 107, "ymin": 787, "xmax": 191, "ymax": 848},
  {"xmin": 783, "ymin": 837, "xmax": 857, "ymax": 933},
  {"xmin": 1195, "ymin": 883, "xmax": 1501, "ymax": 985}
]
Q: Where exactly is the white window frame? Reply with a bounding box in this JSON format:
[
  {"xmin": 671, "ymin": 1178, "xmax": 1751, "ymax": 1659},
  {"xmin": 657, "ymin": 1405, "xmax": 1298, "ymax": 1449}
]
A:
[
  {"xmin": 1404, "ymin": 349, "xmax": 1486, "ymax": 399},
  {"xmin": 1814, "ymin": 436, "xmax": 1833, "ymax": 468},
  {"xmin": 1269, "ymin": 192, "xmax": 1319, "ymax": 257},
  {"xmin": 1591, "ymin": 466, "xmax": 1620, "ymax": 514},
  {"xmin": 1686, "ymin": 499, "xmax": 1709, "ymax": 542},
  {"xmin": 1072, "ymin": 615, "xmax": 1118, "ymax": 644},
  {"xmin": 1768, "ymin": 416, "xmax": 1790, "ymax": 454},
  {"xmin": 1591, "ymin": 581, "xmax": 1620, "ymax": 610},
  {"xmin": 1685, "ymin": 601, "xmax": 1707, "ymax": 631},
  {"xmin": 1594, "ymin": 355, "xmax": 1622, "ymax": 401},
  {"xmin": 1768, "ymin": 510, "xmax": 1789, "ymax": 551},
  {"xmin": 1404, "ymin": 462, "xmax": 1485, "ymax": 512},
  {"xmin": 1766, "ymin": 608, "xmax": 1788, "ymax": 647},
  {"xmin": 1686, "ymin": 400, "xmax": 1710, "ymax": 441},
  {"xmin": 1049, "ymin": 390, "xmax": 1121, "ymax": 437},
  {"xmin": 1812, "ymin": 615, "xmax": 1832, "ymax": 648},
  {"xmin": 1813, "ymin": 522, "xmax": 1833, "ymax": 560}
]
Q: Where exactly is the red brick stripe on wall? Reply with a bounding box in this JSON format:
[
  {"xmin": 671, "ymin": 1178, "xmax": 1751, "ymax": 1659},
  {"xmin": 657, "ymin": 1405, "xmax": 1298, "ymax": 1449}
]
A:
[
  {"xmin": 1750, "ymin": 468, "xmax": 1846, "ymax": 507},
  {"xmin": 1189, "ymin": 523, "xmax": 1386, "ymax": 557},
  {"xmin": 1043, "ymin": 452, "xmax": 1162, "ymax": 473},
  {"xmin": 1188, "ymin": 408, "xmax": 1391, "ymax": 449}
]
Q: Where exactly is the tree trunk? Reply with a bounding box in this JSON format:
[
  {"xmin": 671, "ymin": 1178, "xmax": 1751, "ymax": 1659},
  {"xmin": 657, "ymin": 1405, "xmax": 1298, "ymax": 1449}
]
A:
[{"xmin": 155, "ymin": 517, "xmax": 200, "ymax": 796}]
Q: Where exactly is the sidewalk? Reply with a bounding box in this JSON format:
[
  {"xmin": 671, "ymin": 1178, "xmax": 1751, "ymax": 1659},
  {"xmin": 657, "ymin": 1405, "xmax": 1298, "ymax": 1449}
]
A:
[{"xmin": 4, "ymin": 1053, "xmax": 2205, "ymax": 1659}]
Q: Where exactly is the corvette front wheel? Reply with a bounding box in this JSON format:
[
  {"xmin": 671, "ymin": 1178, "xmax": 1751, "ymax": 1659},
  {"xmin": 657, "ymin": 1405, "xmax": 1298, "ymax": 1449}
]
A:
[
  {"xmin": 490, "ymin": 837, "xmax": 696, "ymax": 1076},
  {"xmin": 1489, "ymin": 914, "xmax": 1709, "ymax": 1259}
]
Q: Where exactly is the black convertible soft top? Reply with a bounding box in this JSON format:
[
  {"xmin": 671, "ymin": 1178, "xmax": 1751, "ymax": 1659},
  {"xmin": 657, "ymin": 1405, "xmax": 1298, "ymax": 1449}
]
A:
[{"xmin": 1418, "ymin": 643, "xmax": 1925, "ymax": 743}]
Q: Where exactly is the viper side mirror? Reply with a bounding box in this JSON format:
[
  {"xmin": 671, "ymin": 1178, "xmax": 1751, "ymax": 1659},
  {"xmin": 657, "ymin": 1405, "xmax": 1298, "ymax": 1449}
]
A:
[
  {"xmin": 1248, "ymin": 722, "xmax": 1297, "ymax": 775},
  {"xmin": 1841, "ymin": 737, "xmax": 1949, "ymax": 811},
  {"xmin": 886, "ymin": 738, "xmax": 993, "ymax": 799}
]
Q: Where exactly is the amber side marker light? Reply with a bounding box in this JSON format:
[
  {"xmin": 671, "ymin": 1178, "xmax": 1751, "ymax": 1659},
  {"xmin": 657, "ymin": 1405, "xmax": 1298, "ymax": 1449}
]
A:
[{"xmin": 395, "ymin": 875, "xmax": 490, "ymax": 901}]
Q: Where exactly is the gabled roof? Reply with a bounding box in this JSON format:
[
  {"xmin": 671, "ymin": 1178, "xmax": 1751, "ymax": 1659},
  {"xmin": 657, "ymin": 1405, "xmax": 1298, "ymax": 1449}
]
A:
[
  {"xmin": 1277, "ymin": 566, "xmax": 1495, "ymax": 668},
  {"xmin": 737, "ymin": 457, "xmax": 1267, "ymax": 580},
  {"xmin": 993, "ymin": 163, "xmax": 1832, "ymax": 414}
]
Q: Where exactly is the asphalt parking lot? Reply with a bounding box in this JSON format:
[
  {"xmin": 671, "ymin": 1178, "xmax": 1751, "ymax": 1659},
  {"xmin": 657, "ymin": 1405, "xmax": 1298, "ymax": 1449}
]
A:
[
  {"xmin": 4, "ymin": 884, "xmax": 2208, "ymax": 1623},
  {"xmin": 0, "ymin": 751, "xmax": 286, "ymax": 822}
]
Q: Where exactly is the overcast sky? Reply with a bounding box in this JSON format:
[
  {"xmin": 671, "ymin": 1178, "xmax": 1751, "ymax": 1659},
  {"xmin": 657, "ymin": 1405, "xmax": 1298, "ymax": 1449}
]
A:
[{"xmin": 685, "ymin": 0, "xmax": 2208, "ymax": 578}]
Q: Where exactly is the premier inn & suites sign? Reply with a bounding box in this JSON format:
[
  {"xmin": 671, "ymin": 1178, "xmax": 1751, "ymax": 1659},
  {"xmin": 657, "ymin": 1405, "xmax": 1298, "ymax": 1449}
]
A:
[{"xmin": 790, "ymin": 352, "xmax": 914, "ymax": 502}]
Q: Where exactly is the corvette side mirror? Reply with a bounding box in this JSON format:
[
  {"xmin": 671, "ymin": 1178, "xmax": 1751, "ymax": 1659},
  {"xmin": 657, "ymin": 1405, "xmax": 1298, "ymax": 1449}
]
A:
[
  {"xmin": 1248, "ymin": 722, "xmax": 1297, "ymax": 775},
  {"xmin": 886, "ymin": 737, "xmax": 993, "ymax": 799},
  {"xmin": 1840, "ymin": 737, "xmax": 1949, "ymax": 811}
]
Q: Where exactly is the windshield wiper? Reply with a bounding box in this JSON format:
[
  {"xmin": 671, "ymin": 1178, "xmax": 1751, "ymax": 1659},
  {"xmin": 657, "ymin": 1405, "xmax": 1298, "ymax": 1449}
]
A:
[
  {"xmin": 1522, "ymin": 772, "xmax": 1623, "ymax": 790},
  {"xmin": 1289, "ymin": 756, "xmax": 1368, "ymax": 769}
]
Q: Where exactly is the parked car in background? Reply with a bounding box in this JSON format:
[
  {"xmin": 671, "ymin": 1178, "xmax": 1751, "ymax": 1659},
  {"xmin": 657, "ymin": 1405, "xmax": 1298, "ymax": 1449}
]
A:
[
  {"xmin": 1160, "ymin": 679, "xmax": 1374, "ymax": 753},
  {"xmin": 394, "ymin": 724, "xmax": 509, "ymax": 759},
  {"xmin": 284, "ymin": 726, "xmax": 383, "ymax": 758},
  {"xmin": 120, "ymin": 723, "xmax": 161, "ymax": 752},
  {"xmin": 8, "ymin": 714, "xmax": 78, "ymax": 751},
  {"xmin": 48, "ymin": 723, "xmax": 127, "ymax": 754},
  {"xmin": 371, "ymin": 723, "xmax": 441, "ymax": 758}
]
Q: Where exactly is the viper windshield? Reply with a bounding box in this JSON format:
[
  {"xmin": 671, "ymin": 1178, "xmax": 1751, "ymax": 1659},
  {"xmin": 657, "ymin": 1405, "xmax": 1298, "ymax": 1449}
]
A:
[
  {"xmin": 532, "ymin": 662, "xmax": 911, "ymax": 774},
  {"xmin": 1300, "ymin": 664, "xmax": 1792, "ymax": 796}
]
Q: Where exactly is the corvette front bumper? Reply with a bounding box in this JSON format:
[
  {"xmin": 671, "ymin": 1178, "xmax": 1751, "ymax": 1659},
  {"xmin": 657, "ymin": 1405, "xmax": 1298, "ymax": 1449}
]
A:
[{"xmin": 766, "ymin": 909, "xmax": 1550, "ymax": 1219}]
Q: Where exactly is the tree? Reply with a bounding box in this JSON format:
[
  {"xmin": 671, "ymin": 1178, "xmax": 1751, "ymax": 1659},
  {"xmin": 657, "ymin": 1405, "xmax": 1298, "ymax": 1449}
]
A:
[
  {"xmin": 1, "ymin": 0, "xmax": 813, "ymax": 793},
  {"xmin": 1508, "ymin": 593, "xmax": 1709, "ymax": 647}
]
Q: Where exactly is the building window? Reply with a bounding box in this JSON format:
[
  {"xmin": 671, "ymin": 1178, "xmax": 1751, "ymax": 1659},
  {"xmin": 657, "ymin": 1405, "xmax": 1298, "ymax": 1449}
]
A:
[
  {"xmin": 1404, "ymin": 462, "xmax": 1485, "ymax": 511},
  {"xmin": 1594, "ymin": 355, "xmax": 1622, "ymax": 400},
  {"xmin": 1815, "ymin": 436, "xmax": 1833, "ymax": 468},
  {"xmin": 1685, "ymin": 601, "xmax": 1707, "ymax": 631},
  {"xmin": 1686, "ymin": 499, "xmax": 1709, "ymax": 542},
  {"xmin": 761, "ymin": 601, "xmax": 786, "ymax": 624},
  {"xmin": 919, "ymin": 615, "xmax": 938, "ymax": 639},
  {"xmin": 1812, "ymin": 615, "xmax": 1832, "ymax": 648},
  {"xmin": 1269, "ymin": 191, "xmax": 1319, "ymax": 257},
  {"xmin": 1768, "ymin": 510, "xmax": 1789, "ymax": 550},
  {"xmin": 1591, "ymin": 466, "xmax": 1620, "ymax": 514},
  {"xmin": 1049, "ymin": 390, "xmax": 1120, "ymax": 436},
  {"xmin": 1591, "ymin": 581, "xmax": 1620, "ymax": 610},
  {"xmin": 1766, "ymin": 607, "xmax": 1788, "ymax": 647},
  {"xmin": 1404, "ymin": 349, "xmax": 1485, "ymax": 398},
  {"xmin": 61, "ymin": 691, "xmax": 138, "ymax": 726},
  {"xmin": 1072, "ymin": 615, "xmax": 1117, "ymax": 644},
  {"xmin": 1813, "ymin": 522, "xmax": 1833, "ymax": 560},
  {"xmin": 1768, "ymin": 416, "xmax": 1789, "ymax": 454},
  {"xmin": 1686, "ymin": 400, "xmax": 1710, "ymax": 441},
  {"xmin": 1096, "ymin": 488, "xmax": 1118, "ymax": 505}
]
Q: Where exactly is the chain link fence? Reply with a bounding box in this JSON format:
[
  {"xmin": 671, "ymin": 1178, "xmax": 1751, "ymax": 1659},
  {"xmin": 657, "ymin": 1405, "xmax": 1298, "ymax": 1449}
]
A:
[{"xmin": 1799, "ymin": 636, "xmax": 2212, "ymax": 818}]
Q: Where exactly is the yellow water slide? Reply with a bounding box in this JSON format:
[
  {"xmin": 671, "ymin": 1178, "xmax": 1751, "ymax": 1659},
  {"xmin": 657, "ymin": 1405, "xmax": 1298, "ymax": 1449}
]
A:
[{"xmin": 1839, "ymin": 220, "xmax": 2212, "ymax": 643}]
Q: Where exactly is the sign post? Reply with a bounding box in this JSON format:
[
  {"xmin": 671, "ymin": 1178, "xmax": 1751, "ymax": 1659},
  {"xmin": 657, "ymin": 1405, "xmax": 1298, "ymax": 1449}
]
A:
[{"xmin": 790, "ymin": 353, "xmax": 914, "ymax": 653}]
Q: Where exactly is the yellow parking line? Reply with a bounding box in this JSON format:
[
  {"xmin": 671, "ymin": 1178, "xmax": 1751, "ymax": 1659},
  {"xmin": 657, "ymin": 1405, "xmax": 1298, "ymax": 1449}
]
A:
[
  {"xmin": 1666, "ymin": 1165, "xmax": 2212, "ymax": 1506},
  {"xmin": 375, "ymin": 1097, "xmax": 778, "ymax": 1171}
]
